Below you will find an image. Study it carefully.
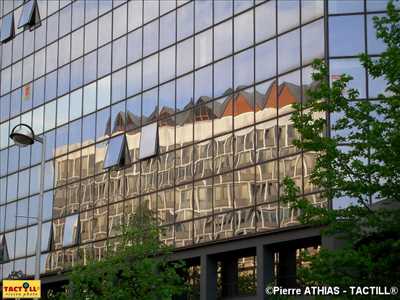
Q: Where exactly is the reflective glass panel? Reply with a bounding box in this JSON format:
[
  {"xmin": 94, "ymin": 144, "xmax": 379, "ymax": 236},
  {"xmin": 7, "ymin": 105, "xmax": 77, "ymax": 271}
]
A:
[{"xmin": 139, "ymin": 123, "xmax": 158, "ymax": 159}]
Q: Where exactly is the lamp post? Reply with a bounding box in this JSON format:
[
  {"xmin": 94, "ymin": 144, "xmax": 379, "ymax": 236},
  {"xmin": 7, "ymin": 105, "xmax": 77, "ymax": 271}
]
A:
[{"xmin": 10, "ymin": 124, "xmax": 45, "ymax": 281}]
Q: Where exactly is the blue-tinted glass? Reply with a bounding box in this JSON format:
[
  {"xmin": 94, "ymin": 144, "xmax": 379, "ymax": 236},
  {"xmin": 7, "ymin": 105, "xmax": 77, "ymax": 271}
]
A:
[
  {"xmin": 195, "ymin": 0, "xmax": 212, "ymax": 32},
  {"xmin": 177, "ymin": 73, "xmax": 193, "ymax": 111},
  {"xmin": 234, "ymin": 0, "xmax": 253, "ymax": 13},
  {"xmin": 142, "ymin": 88, "xmax": 158, "ymax": 124},
  {"xmin": 86, "ymin": 0, "xmax": 98, "ymax": 22},
  {"xmin": 112, "ymin": 69, "xmax": 126, "ymax": 103},
  {"xmin": 177, "ymin": 2, "xmax": 194, "ymax": 40},
  {"xmin": 278, "ymin": 29, "xmax": 300, "ymax": 74},
  {"xmin": 19, "ymin": 142, "xmax": 31, "ymax": 169},
  {"xmin": 214, "ymin": 57, "xmax": 233, "ymax": 99},
  {"xmin": 302, "ymin": 19, "xmax": 325, "ymax": 65},
  {"xmin": 57, "ymin": 95, "xmax": 69, "ymax": 126},
  {"xmin": 160, "ymin": 46, "xmax": 175, "ymax": 83},
  {"xmin": 256, "ymin": 39, "xmax": 276, "ymax": 82},
  {"xmin": 113, "ymin": 4, "xmax": 127, "ymax": 39},
  {"xmin": 144, "ymin": 20, "xmax": 159, "ymax": 56},
  {"xmin": 255, "ymin": 0, "xmax": 276, "ymax": 43},
  {"xmin": 104, "ymin": 135, "xmax": 126, "ymax": 169},
  {"xmin": 1, "ymin": 95, "xmax": 10, "ymax": 122},
  {"xmin": 329, "ymin": 15, "xmax": 364, "ymax": 57},
  {"xmin": 0, "ymin": 149, "xmax": 8, "ymax": 176},
  {"xmin": 367, "ymin": 14, "xmax": 386, "ymax": 54},
  {"xmin": 144, "ymin": 0, "xmax": 159, "ymax": 23},
  {"xmin": 234, "ymin": 10, "xmax": 254, "ymax": 51},
  {"xmin": 70, "ymin": 89, "xmax": 83, "ymax": 121},
  {"xmin": 98, "ymin": 44, "xmax": 112, "ymax": 77},
  {"xmin": 98, "ymin": 76, "xmax": 111, "ymax": 109},
  {"xmin": 277, "ymin": 0, "xmax": 299, "ymax": 34},
  {"xmin": 8, "ymin": 146, "xmax": 19, "ymax": 174},
  {"xmin": 0, "ymin": 14, "xmax": 14, "ymax": 42},
  {"xmin": 329, "ymin": 0, "xmax": 364, "ymax": 13},
  {"xmin": 112, "ymin": 36, "xmax": 127, "ymax": 71},
  {"xmin": 177, "ymin": 38, "xmax": 193, "ymax": 76},
  {"xmin": 72, "ymin": 0, "xmax": 85, "ymax": 30},
  {"xmin": 84, "ymin": 52, "xmax": 97, "ymax": 84},
  {"xmin": 56, "ymin": 125, "xmax": 69, "ymax": 157},
  {"xmin": 234, "ymin": 49, "xmax": 254, "ymax": 89},
  {"xmin": 111, "ymin": 101, "xmax": 125, "ymax": 134},
  {"xmin": 195, "ymin": 66, "xmax": 213, "ymax": 102},
  {"xmin": 159, "ymin": 81, "xmax": 175, "ymax": 114},
  {"xmin": 10, "ymin": 89, "xmax": 21, "ymax": 118},
  {"xmin": 44, "ymin": 161, "xmax": 54, "ymax": 191},
  {"xmin": 126, "ymin": 95, "xmax": 142, "ymax": 129},
  {"xmin": 18, "ymin": 170, "xmax": 30, "ymax": 199},
  {"xmin": 330, "ymin": 58, "xmax": 366, "ymax": 98},
  {"xmin": 139, "ymin": 123, "xmax": 158, "ymax": 159},
  {"xmin": 99, "ymin": 12, "xmax": 112, "ymax": 47},
  {"xmin": 45, "ymin": 130, "xmax": 55, "ymax": 160},
  {"xmin": 43, "ymin": 191, "xmax": 53, "ymax": 220},
  {"xmin": 96, "ymin": 108, "xmax": 111, "ymax": 141},
  {"xmin": 7, "ymin": 174, "xmax": 18, "ymax": 203},
  {"xmin": 214, "ymin": 19, "xmax": 232, "ymax": 60},
  {"xmin": 31, "ymin": 138, "xmax": 42, "ymax": 166},
  {"xmin": 70, "ymin": 58, "xmax": 83, "ymax": 91},
  {"xmin": 57, "ymin": 64, "xmax": 70, "ymax": 96},
  {"xmin": 59, "ymin": 5, "xmax": 72, "ymax": 37},
  {"xmin": 127, "ymin": 61, "xmax": 142, "ymax": 97},
  {"xmin": 45, "ymin": 71, "xmax": 57, "ymax": 102},
  {"xmin": 63, "ymin": 214, "xmax": 79, "ymax": 246},
  {"xmin": 18, "ymin": 0, "xmax": 36, "ymax": 28},
  {"xmin": 83, "ymin": 82, "xmax": 96, "ymax": 115},
  {"xmin": 16, "ymin": 198, "xmax": 29, "ymax": 228},
  {"xmin": 71, "ymin": 28, "xmax": 84, "ymax": 60},
  {"xmin": 69, "ymin": 119, "xmax": 82, "ymax": 151},
  {"xmin": 84, "ymin": 20, "xmax": 98, "ymax": 54},
  {"xmin": 82, "ymin": 114, "xmax": 96, "ymax": 145},
  {"xmin": 30, "ymin": 165, "xmax": 40, "ymax": 195},
  {"xmin": 143, "ymin": 54, "xmax": 158, "ymax": 90},
  {"xmin": 128, "ymin": 28, "xmax": 142, "ymax": 64},
  {"xmin": 44, "ymin": 101, "xmax": 56, "ymax": 132},
  {"xmin": 0, "ymin": 178, "xmax": 7, "ymax": 204},
  {"xmin": 160, "ymin": 12, "xmax": 175, "ymax": 49},
  {"xmin": 33, "ymin": 78, "xmax": 45, "ymax": 108},
  {"xmin": 214, "ymin": 0, "xmax": 232, "ymax": 23}
]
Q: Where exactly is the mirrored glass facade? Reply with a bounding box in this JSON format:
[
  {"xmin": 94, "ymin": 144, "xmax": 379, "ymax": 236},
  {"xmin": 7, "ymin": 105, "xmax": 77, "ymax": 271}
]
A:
[{"xmin": 0, "ymin": 0, "xmax": 388, "ymax": 280}]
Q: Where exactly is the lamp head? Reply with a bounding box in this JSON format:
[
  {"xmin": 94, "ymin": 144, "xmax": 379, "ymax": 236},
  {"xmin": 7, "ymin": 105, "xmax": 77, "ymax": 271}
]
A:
[{"xmin": 9, "ymin": 124, "xmax": 35, "ymax": 147}]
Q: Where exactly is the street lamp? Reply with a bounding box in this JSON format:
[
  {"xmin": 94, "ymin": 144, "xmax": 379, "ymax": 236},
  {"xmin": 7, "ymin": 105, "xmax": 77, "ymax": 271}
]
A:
[{"xmin": 10, "ymin": 124, "xmax": 45, "ymax": 281}]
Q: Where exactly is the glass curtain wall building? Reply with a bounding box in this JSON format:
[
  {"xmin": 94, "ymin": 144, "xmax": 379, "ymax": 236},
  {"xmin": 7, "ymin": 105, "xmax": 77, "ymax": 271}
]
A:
[{"xmin": 0, "ymin": 0, "xmax": 391, "ymax": 296}]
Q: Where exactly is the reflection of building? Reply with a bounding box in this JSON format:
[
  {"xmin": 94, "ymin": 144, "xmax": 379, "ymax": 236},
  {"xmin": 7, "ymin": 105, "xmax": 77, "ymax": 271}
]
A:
[{"xmin": 0, "ymin": 0, "xmax": 379, "ymax": 298}]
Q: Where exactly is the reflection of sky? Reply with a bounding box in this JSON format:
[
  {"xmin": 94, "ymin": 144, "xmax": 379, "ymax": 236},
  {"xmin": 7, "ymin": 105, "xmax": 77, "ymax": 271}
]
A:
[
  {"xmin": 234, "ymin": 10, "xmax": 253, "ymax": 51},
  {"xmin": 329, "ymin": 15, "xmax": 364, "ymax": 57},
  {"xmin": 256, "ymin": 39, "xmax": 276, "ymax": 82},
  {"xmin": 278, "ymin": 29, "xmax": 300, "ymax": 74},
  {"xmin": 177, "ymin": 74, "xmax": 193, "ymax": 110},
  {"xmin": 214, "ymin": 1, "xmax": 232, "ymax": 23},
  {"xmin": 160, "ymin": 46, "xmax": 175, "ymax": 83},
  {"xmin": 277, "ymin": 0, "xmax": 299, "ymax": 34},
  {"xmin": 234, "ymin": 49, "xmax": 254, "ymax": 89},
  {"xmin": 330, "ymin": 58, "xmax": 366, "ymax": 98},
  {"xmin": 214, "ymin": 20, "xmax": 232, "ymax": 60},
  {"xmin": 302, "ymin": 19, "xmax": 324, "ymax": 65},
  {"xmin": 195, "ymin": 29, "xmax": 212, "ymax": 68},
  {"xmin": 142, "ymin": 88, "xmax": 158, "ymax": 118},
  {"xmin": 159, "ymin": 81, "xmax": 175, "ymax": 111},
  {"xmin": 177, "ymin": 38, "xmax": 193, "ymax": 76},
  {"xmin": 195, "ymin": 66, "xmax": 212, "ymax": 100},
  {"xmin": 214, "ymin": 58, "xmax": 232, "ymax": 98},
  {"xmin": 256, "ymin": 0, "xmax": 275, "ymax": 43}
]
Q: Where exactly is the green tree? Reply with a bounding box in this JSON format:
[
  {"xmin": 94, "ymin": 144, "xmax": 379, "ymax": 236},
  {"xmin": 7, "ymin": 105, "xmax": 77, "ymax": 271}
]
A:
[
  {"xmin": 282, "ymin": 0, "xmax": 400, "ymax": 295},
  {"xmin": 55, "ymin": 209, "xmax": 186, "ymax": 300}
]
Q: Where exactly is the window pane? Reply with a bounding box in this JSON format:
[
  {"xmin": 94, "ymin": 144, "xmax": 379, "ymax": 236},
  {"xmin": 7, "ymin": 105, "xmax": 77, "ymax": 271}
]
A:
[
  {"xmin": 144, "ymin": 0, "xmax": 159, "ymax": 23},
  {"xmin": 143, "ymin": 20, "xmax": 159, "ymax": 57},
  {"xmin": 1, "ymin": 14, "xmax": 14, "ymax": 42},
  {"xmin": 84, "ymin": 21, "xmax": 98, "ymax": 54},
  {"xmin": 367, "ymin": 14, "xmax": 386, "ymax": 55},
  {"xmin": 234, "ymin": 49, "xmax": 254, "ymax": 89},
  {"xmin": 195, "ymin": 66, "xmax": 212, "ymax": 102},
  {"xmin": 302, "ymin": 19, "xmax": 324, "ymax": 65},
  {"xmin": 177, "ymin": 2, "xmax": 194, "ymax": 41},
  {"xmin": 128, "ymin": 28, "xmax": 142, "ymax": 64},
  {"xmin": 195, "ymin": 29, "xmax": 212, "ymax": 69},
  {"xmin": 277, "ymin": 0, "xmax": 299, "ymax": 34},
  {"xmin": 256, "ymin": 39, "xmax": 276, "ymax": 82},
  {"xmin": 302, "ymin": 0, "xmax": 324, "ymax": 24},
  {"xmin": 330, "ymin": 58, "xmax": 366, "ymax": 98},
  {"xmin": 83, "ymin": 82, "xmax": 96, "ymax": 115},
  {"xmin": 177, "ymin": 73, "xmax": 193, "ymax": 111},
  {"xmin": 139, "ymin": 123, "xmax": 158, "ymax": 159},
  {"xmin": 329, "ymin": 15, "xmax": 364, "ymax": 57},
  {"xmin": 160, "ymin": 11, "xmax": 176, "ymax": 49},
  {"xmin": 112, "ymin": 69, "xmax": 126, "ymax": 103},
  {"xmin": 104, "ymin": 135, "xmax": 128, "ymax": 169},
  {"xmin": 127, "ymin": 62, "xmax": 142, "ymax": 97},
  {"xmin": 214, "ymin": 19, "xmax": 232, "ymax": 61},
  {"xmin": 143, "ymin": 54, "xmax": 158, "ymax": 90},
  {"xmin": 98, "ymin": 76, "xmax": 111, "ymax": 109},
  {"xmin": 177, "ymin": 38, "xmax": 193, "ymax": 76},
  {"xmin": 234, "ymin": 10, "xmax": 254, "ymax": 52},
  {"xmin": 329, "ymin": 0, "xmax": 364, "ymax": 14},
  {"xmin": 63, "ymin": 214, "xmax": 79, "ymax": 247},
  {"xmin": 142, "ymin": 88, "xmax": 158, "ymax": 124},
  {"xmin": 128, "ymin": 0, "xmax": 143, "ymax": 31},
  {"xmin": 113, "ymin": 4, "xmax": 127, "ymax": 39},
  {"xmin": 18, "ymin": 0, "xmax": 37, "ymax": 28},
  {"xmin": 278, "ymin": 29, "xmax": 300, "ymax": 74},
  {"xmin": 195, "ymin": 0, "xmax": 212, "ymax": 32},
  {"xmin": 214, "ymin": 57, "xmax": 233, "ymax": 99},
  {"xmin": 255, "ymin": 0, "xmax": 276, "ymax": 43},
  {"xmin": 99, "ymin": 12, "xmax": 112, "ymax": 47},
  {"xmin": 159, "ymin": 81, "xmax": 175, "ymax": 114},
  {"xmin": 214, "ymin": 1, "xmax": 232, "ymax": 23},
  {"xmin": 160, "ymin": 46, "xmax": 176, "ymax": 83},
  {"xmin": 70, "ymin": 89, "xmax": 83, "ymax": 121}
]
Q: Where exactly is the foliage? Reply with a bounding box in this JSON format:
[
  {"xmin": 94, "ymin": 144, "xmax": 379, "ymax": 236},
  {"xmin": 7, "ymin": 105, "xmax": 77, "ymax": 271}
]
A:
[
  {"xmin": 282, "ymin": 0, "xmax": 400, "ymax": 295},
  {"xmin": 55, "ymin": 209, "xmax": 187, "ymax": 300}
]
